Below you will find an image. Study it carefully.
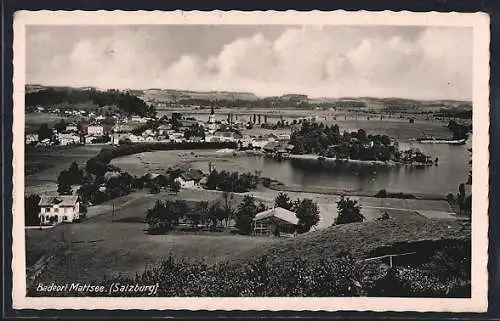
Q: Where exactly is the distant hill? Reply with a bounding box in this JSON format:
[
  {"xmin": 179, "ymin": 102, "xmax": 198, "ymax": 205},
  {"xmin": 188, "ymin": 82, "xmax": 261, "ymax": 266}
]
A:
[
  {"xmin": 26, "ymin": 85, "xmax": 472, "ymax": 112},
  {"xmin": 24, "ymin": 85, "xmax": 154, "ymax": 116},
  {"xmin": 142, "ymin": 88, "xmax": 260, "ymax": 103}
]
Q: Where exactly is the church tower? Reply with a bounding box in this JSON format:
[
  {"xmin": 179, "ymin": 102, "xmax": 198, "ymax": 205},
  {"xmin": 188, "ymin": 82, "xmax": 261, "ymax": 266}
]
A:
[{"xmin": 209, "ymin": 105, "xmax": 215, "ymax": 123}]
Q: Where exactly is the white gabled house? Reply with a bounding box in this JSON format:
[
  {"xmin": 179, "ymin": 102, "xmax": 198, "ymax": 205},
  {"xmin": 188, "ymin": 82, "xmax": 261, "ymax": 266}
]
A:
[
  {"xmin": 174, "ymin": 169, "xmax": 205, "ymax": 188},
  {"xmin": 38, "ymin": 195, "xmax": 81, "ymax": 225}
]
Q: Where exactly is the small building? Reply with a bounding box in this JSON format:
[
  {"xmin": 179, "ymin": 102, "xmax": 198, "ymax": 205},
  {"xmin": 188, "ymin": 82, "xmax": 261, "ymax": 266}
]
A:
[
  {"xmin": 210, "ymin": 130, "xmax": 243, "ymax": 142},
  {"xmin": 253, "ymin": 207, "xmax": 298, "ymax": 236},
  {"xmin": 263, "ymin": 141, "xmax": 294, "ymax": 154},
  {"xmin": 38, "ymin": 195, "xmax": 81, "ymax": 225},
  {"xmin": 174, "ymin": 169, "xmax": 205, "ymax": 188},
  {"xmin": 157, "ymin": 124, "xmax": 172, "ymax": 136},
  {"xmin": 130, "ymin": 115, "xmax": 148, "ymax": 123},
  {"xmin": 85, "ymin": 135, "xmax": 98, "ymax": 144},
  {"xmin": 65, "ymin": 123, "xmax": 79, "ymax": 133},
  {"xmin": 87, "ymin": 124, "xmax": 104, "ymax": 136},
  {"xmin": 25, "ymin": 133, "xmax": 39, "ymax": 145},
  {"xmin": 56, "ymin": 133, "xmax": 80, "ymax": 146},
  {"xmin": 111, "ymin": 124, "xmax": 133, "ymax": 145}
]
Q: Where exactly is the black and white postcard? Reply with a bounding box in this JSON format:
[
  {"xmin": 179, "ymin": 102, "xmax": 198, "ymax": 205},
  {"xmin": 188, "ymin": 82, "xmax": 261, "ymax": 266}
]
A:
[{"xmin": 11, "ymin": 10, "xmax": 490, "ymax": 311}]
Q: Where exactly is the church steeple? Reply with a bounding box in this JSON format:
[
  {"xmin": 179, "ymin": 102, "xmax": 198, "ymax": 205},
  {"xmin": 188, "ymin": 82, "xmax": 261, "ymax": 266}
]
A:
[{"xmin": 210, "ymin": 105, "xmax": 215, "ymax": 115}]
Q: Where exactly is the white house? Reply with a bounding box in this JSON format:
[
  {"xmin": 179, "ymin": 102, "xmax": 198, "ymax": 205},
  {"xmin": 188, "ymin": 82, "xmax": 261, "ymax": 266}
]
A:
[
  {"xmin": 130, "ymin": 115, "xmax": 148, "ymax": 123},
  {"xmin": 87, "ymin": 125, "xmax": 104, "ymax": 136},
  {"xmin": 25, "ymin": 133, "xmax": 39, "ymax": 145},
  {"xmin": 56, "ymin": 133, "xmax": 80, "ymax": 146},
  {"xmin": 39, "ymin": 195, "xmax": 81, "ymax": 225},
  {"xmin": 174, "ymin": 169, "xmax": 205, "ymax": 188}
]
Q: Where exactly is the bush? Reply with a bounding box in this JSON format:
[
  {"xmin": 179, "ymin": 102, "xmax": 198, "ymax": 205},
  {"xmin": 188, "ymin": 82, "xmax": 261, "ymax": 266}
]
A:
[{"xmin": 375, "ymin": 189, "xmax": 388, "ymax": 198}]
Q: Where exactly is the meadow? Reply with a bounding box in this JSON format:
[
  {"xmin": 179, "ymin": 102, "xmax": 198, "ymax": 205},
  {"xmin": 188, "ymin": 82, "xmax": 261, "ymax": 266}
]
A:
[{"xmin": 25, "ymin": 145, "xmax": 105, "ymax": 195}]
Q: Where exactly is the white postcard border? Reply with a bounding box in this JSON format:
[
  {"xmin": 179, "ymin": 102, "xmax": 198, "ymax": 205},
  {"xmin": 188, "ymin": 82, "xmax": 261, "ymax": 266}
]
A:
[{"xmin": 12, "ymin": 10, "xmax": 490, "ymax": 312}]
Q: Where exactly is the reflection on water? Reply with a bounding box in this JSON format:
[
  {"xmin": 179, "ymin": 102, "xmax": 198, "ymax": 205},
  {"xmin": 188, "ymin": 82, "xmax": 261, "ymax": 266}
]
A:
[{"xmin": 190, "ymin": 143, "xmax": 470, "ymax": 195}]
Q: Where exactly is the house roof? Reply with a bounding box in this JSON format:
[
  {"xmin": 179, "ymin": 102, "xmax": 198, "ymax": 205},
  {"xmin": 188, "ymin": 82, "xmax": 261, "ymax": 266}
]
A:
[
  {"xmin": 112, "ymin": 124, "xmax": 132, "ymax": 133},
  {"xmin": 253, "ymin": 207, "xmax": 299, "ymax": 225},
  {"xmin": 263, "ymin": 141, "xmax": 294, "ymax": 151},
  {"xmin": 39, "ymin": 195, "xmax": 79, "ymax": 207}
]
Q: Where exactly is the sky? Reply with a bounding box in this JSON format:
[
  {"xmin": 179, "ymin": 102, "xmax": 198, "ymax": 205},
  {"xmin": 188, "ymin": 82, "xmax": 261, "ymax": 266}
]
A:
[{"xmin": 26, "ymin": 25, "xmax": 472, "ymax": 100}]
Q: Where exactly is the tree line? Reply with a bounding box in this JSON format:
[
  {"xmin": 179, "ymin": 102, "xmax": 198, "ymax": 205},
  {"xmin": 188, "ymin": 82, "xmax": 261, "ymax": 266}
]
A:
[
  {"xmin": 204, "ymin": 170, "xmax": 259, "ymax": 193},
  {"xmin": 290, "ymin": 120, "xmax": 397, "ymax": 161},
  {"xmin": 145, "ymin": 191, "xmax": 364, "ymax": 236},
  {"xmin": 26, "ymin": 88, "xmax": 155, "ymax": 117},
  {"xmin": 447, "ymin": 120, "xmax": 471, "ymax": 140}
]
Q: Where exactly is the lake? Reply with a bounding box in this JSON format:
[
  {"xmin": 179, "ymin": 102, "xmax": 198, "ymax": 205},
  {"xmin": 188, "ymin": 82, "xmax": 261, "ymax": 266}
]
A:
[
  {"xmin": 112, "ymin": 140, "xmax": 471, "ymax": 197},
  {"xmin": 188, "ymin": 142, "xmax": 470, "ymax": 196}
]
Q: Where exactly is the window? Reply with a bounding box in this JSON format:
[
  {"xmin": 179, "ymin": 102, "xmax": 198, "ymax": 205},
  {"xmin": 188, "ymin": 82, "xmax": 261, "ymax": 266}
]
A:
[
  {"xmin": 63, "ymin": 216, "xmax": 68, "ymax": 221},
  {"xmin": 45, "ymin": 208, "xmax": 49, "ymax": 213},
  {"xmin": 64, "ymin": 208, "xmax": 68, "ymax": 213},
  {"xmin": 54, "ymin": 208, "xmax": 59, "ymax": 213}
]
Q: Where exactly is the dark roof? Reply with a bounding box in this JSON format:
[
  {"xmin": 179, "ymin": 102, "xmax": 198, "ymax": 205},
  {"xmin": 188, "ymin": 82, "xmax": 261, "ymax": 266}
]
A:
[
  {"xmin": 180, "ymin": 169, "xmax": 204, "ymax": 182},
  {"xmin": 39, "ymin": 195, "xmax": 79, "ymax": 207}
]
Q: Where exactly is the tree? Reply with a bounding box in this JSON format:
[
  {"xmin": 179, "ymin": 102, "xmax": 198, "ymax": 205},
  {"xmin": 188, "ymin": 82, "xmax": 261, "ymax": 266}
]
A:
[
  {"xmin": 146, "ymin": 200, "xmax": 169, "ymax": 234},
  {"xmin": 334, "ymin": 196, "xmax": 364, "ymax": 225},
  {"xmin": 274, "ymin": 192, "xmax": 293, "ymax": 210},
  {"xmin": 169, "ymin": 180, "xmax": 181, "ymax": 193},
  {"xmin": 53, "ymin": 119, "xmax": 68, "ymax": 133},
  {"xmin": 257, "ymin": 201, "xmax": 268, "ymax": 213},
  {"xmin": 221, "ymin": 192, "xmax": 234, "ymax": 226},
  {"xmin": 196, "ymin": 201, "xmax": 209, "ymax": 226},
  {"xmin": 38, "ymin": 123, "xmax": 53, "ymax": 141},
  {"xmin": 235, "ymin": 195, "xmax": 259, "ymax": 235},
  {"xmin": 295, "ymin": 199, "xmax": 320, "ymax": 233},
  {"xmin": 25, "ymin": 194, "xmax": 41, "ymax": 226},
  {"xmin": 68, "ymin": 161, "xmax": 84, "ymax": 184},
  {"xmin": 57, "ymin": 170, "xmax": 73, "ymax": 195},
  {"xmin": 207, "ymin": 201, "xmax": 224, "ymax": 228},
  {"xmin": 457, "ymin": 183, "xmax": 466, "ymax": 211}
]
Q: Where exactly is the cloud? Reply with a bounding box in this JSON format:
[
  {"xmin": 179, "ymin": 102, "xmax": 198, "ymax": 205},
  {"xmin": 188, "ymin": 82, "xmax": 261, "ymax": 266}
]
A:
[{"xmin": 26, "ymin": 25, "xmax": 472, "ymax": 100}]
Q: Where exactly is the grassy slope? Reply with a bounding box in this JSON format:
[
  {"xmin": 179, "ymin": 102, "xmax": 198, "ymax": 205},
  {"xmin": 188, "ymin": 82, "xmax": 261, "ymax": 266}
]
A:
[{"xmin": 234, "ymin": 218, "xmax": 471, "ymax": 265}]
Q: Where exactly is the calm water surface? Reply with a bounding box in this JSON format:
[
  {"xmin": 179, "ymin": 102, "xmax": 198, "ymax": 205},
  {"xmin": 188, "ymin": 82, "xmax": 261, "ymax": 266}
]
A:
[{"xmin": 189, "ymin": 142, "xmax": 471, "ymax": 196}]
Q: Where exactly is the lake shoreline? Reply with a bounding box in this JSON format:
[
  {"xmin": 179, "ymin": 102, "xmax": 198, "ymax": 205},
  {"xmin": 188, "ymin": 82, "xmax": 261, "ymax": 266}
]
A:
[
  {"xmin": 266, "ymin": 181, "xmax": 446, "ymax": 201},
  {"xmin": 288, "ymin": 154, "xmax": 434, "ymax": 167}
]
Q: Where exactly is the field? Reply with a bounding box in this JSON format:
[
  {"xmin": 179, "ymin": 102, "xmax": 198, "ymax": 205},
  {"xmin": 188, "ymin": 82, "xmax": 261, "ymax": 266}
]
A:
[
  {"xmin": 25, "ymin": 145, "xmax": 104, "ymax": 195},
  {"xmin": 25, "ymin": 112, "xmax": 71, "ymax": 134},
  {"xmin": 26, "ymin": 189, "xmax": 277, "ymax": 284},
  {"xmin": 26, "ymin": 185, "xmax": 468, "ymax": 285}
]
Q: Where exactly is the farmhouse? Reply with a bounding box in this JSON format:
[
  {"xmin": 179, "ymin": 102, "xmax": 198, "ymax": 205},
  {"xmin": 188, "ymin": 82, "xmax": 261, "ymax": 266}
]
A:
[
  {"xmin": 87, "ymin": 124, "xmax": 104, "ymax": 136},
  {"xmin": 38, "ymin": 195, "xmax": 81, "ymax": 225},
  {"xmin": 175, "ymin": 169, "xmax": 205, "ymax": 188},
  {"xmin": 253, "ymin": 207, "xmax": 298, "ymax": 236}
]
